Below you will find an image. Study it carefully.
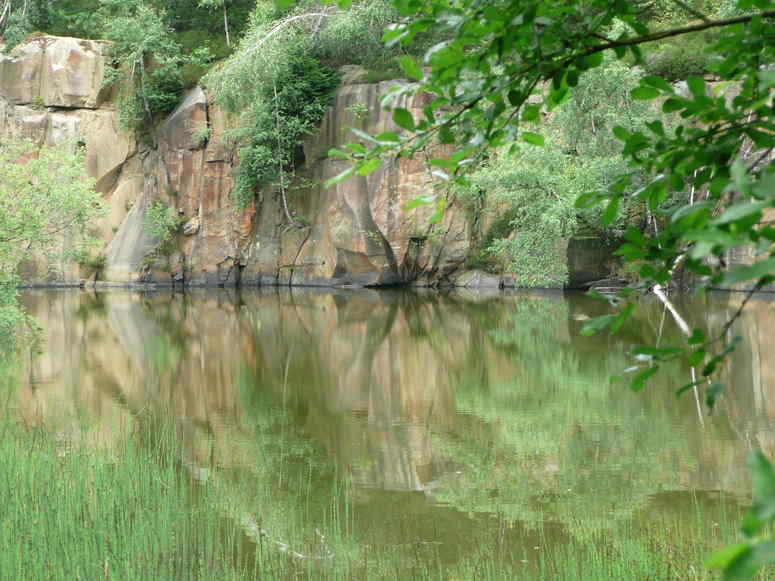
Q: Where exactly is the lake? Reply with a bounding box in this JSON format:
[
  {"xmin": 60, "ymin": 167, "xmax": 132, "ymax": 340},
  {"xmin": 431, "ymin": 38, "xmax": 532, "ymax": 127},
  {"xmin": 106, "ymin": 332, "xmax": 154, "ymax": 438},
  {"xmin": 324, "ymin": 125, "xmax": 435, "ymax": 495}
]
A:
[{"xmin": 5, "ymin": 288, "xmax": 774, "ymax": 579}]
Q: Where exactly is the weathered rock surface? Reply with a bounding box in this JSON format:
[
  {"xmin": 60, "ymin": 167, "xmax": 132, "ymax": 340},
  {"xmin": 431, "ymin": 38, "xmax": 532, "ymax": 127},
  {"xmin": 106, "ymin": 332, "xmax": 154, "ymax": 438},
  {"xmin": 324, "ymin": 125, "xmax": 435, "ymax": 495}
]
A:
[
  {"xmin": 0, "ymin": 36, "xmax": 111, "ymax": 108},
  {"xmin": 2, "ymin": 35, "xmax": 616, "ymax": 289}
]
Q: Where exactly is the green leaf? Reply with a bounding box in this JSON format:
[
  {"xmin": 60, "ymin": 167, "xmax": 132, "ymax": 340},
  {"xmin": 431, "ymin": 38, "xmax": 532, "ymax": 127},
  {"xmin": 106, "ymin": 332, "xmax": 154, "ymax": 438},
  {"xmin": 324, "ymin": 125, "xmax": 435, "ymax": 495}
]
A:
[
  {"xmin": 687, "ymin": 76, "xmax": 706, "ymax": 99},
  {"xmin": 631, "ymin": 86, "xmax": 660, "ymax": 100},
  {"xmin": 630, "ymin": 366, "xmax": 658, "ymax": 392},
  {"xmin": 584, "ymin": 52, "xmax": 604, "ymax": 69},
  {"xmin": 610, "ymin": 303, "xmax": 634, "ymax": 333},
  {"xmin": 344, "ymin": 142, "xmax": 366, "ymax": 155},
  {"xmin": 392, "ymin": 108, "xmax": 415, "ymax": 131},
  {"xmin": 508, "ymin": 89, "xmax": 524, "ymax": 107},
  {"xmin": 624, "ymin": 226, "xmax": 646, "ymax": 247},
  {"xmin": 429, "ymin": 158, "xmax": 458, "ymax": 169},
  {"xmin": 645, "ymin": 120, "xmax": 664, "ymax": 136},
  {"xmin": 723, "ymin": 259, "xmax": 775, "ymax": 285},
  {"xmin": 602, "ymin": 196, "xmax": 621, "ymax": 227},
  {"xmin": 612, "ymin": 125, "xmax": 630, "ymax": 141},
  {"xmin": 328, "ymin": 148, "xmax": 350, "ymax": 160},
  {"xmin": 356, "ymin": 158, "xmax": 382, "ymax": 176},
  {"xmin": 642, "ymin": 75, "xmax": 673, "ymax": 92},
  {"xmin": 429, "ymin": 198, "xmax": 446, "ymax": 224},
  {"xmin": 742, "ymin": 451, "xmax": 775, "ymax": 537},
  {"xmin": 522, "ymin": 105, "xmax": 540, "ymax": 122},
  {"xmin": 662, "ymin": 98, "xmax": 685, "ymax": 113},
  {"xmin": 712, "ymin": 202, "xmax": 766, "ymax": 225},
  {"xmin": 375, "ymin": 131, "xmax": 400, "ymax": 144},
  {"xmin": 688, "ymin": 347, "xmax": 705, "ymax": 366},
  {"xmin": 575, "ymin": 192, "xmax": 600, "ymax": 209},
  {"xmin": 405, "ymin": 195, "xmax": 435, "ymax": 210},
  {"xmin": 688, "ymin": 328, "xmax": 706, "ymax": 345},
  {"xmin": 398, "ymin": 56, "xmax": 423, "ymax": 81},
  {"xmin": 521, "ymin": 132, "xmax": 544, "ymax": 146},
  {"xmin": 581, "ymin": 314, "xmax": 615, "ymax": 336},
  {"xmin": 347, "ymin": 127, "xmax": 379, "ymax": 144},
  {"xmin": 706, "ymin": 544, "xmax": 750, "ymax": 569},
  {"xmin": 324, "ymin": 166, "xmax": 355, "ymax": 188}
]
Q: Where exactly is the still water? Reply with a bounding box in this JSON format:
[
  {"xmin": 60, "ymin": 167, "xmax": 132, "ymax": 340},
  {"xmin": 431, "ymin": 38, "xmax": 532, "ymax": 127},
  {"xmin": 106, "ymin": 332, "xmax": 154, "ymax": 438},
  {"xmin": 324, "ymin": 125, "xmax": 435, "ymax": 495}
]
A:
[{"xmin": 12, "ymin": 288, "xmax": 775, "ymax": 578}]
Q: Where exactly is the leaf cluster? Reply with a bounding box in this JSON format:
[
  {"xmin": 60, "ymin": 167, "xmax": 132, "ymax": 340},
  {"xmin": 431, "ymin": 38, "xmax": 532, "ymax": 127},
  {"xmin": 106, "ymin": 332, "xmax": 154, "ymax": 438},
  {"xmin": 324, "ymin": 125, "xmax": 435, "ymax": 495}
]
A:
[
  {"xmin": 0, "ymin": 139, "xmax": 103, "ymax": 352},
  {"xmin": 144, "ymin": 200, "xmax": 183, "ymax": 255}
]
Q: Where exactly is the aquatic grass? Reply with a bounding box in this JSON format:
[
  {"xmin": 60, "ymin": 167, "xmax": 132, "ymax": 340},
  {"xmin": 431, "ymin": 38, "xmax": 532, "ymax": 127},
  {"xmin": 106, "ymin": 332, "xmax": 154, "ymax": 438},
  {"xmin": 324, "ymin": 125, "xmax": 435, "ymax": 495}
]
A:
[
  {"xmin": 0, "ymin": 418, "xmax": 249, "ymax": 581},
  {"xmin": 0, "ymin": 392, "xmax": 756, "ymax": 581}
]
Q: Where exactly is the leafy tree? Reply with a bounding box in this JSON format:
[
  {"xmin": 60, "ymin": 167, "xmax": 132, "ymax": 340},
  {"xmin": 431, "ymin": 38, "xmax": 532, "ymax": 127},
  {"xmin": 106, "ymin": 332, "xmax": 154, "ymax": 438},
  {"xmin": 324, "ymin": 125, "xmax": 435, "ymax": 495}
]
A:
[
  {"xmin": 322, "ymin": 0, "xmax": 774, "ymax": 576},
  {"xmin": 197, "ymin": 0, "xmax": 233, "ymax": 46},
  {"xmin": 98, "ymin": 0, "xmax": 192, "ymax": 131},
  {"xmin": 0, "ymin": 139, "xmax": 104, "ymax": 354},
  {"xmin": 206, "ymin": 25, "xmax": 340, "ymax": 208},
  {"xmin": 0, "ymin": 0, "xmax": 102, "ymax": 50},
  {"xmin": 460, "ymin": 57, "xmax": 657, "ymax": 285}
]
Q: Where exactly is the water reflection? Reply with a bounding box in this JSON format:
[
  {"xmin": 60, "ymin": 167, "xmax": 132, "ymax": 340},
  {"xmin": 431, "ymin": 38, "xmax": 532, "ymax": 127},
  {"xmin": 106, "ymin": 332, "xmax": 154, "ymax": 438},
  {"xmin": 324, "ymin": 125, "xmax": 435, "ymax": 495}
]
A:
[{"xmin": 13, "ymin": 288, "xmax": 775, "ymax": 574}]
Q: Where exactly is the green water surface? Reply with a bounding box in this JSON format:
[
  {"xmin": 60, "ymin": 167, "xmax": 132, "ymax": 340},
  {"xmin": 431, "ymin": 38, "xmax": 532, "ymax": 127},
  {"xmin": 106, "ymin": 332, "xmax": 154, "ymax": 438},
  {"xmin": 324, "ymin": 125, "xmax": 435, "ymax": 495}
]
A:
[{"xmin": 5, "ymin": 288, "xmax": 775, "ymax": 579}]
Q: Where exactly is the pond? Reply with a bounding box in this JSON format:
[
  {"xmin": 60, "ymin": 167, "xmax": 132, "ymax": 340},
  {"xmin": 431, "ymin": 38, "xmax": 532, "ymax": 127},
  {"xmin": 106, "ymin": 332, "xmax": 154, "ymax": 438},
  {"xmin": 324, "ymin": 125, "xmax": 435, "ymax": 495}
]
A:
[{"xmin": 3, "ymin": 288, "xmax": 774, "ymax": 579}]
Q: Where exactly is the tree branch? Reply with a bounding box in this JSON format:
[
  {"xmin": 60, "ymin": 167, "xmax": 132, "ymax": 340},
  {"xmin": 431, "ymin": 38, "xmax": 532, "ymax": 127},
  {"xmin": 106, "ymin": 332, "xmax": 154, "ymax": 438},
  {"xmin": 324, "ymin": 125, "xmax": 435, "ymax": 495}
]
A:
[{"xmin": 576, "ymin": 10, "xmax": 775, "ymax": 61}]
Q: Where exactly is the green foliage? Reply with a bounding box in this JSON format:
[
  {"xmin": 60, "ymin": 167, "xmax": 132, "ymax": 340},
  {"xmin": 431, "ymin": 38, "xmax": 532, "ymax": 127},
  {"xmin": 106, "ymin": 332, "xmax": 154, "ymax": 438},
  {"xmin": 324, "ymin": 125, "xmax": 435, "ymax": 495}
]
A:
[
  {"xmin": 1, "ymin": 0, "xmax": 99, "ymax": 52},
  {"xmin": 74, "ymin": 249, "xmax": 107, "ymax": 277},
  {"xmin": 159, "ymin": 0, "xmax": 256, "ymax": 44},
  {"xmin": 312, "ymin": 0, "xmax": 399, "ymax": 69},
  {"xmin": 707, "ymin": 451, "xmax": 775, "ymax": 579},
  {"xmin": 463, "ymin": 148, "xmax": 577, "ymax": 286},
  {"xmin": 98, "ymin": 0, "xmax": 191, "ymax": 131},
  {"xmin": 0, "ymin": 282, "xmax": 24, "ymax": 356},
  {"xmin": 205, "ymin": 6, "xmax": 341, "ymax": 207},
  {"xmin": 641, "ymin": 32, "xmax": 717, "ymax": 81},
  {"xmin": 332, "ymin": 0, "xmax": 774, "ymax": 576},
  {"xmin": 235, "ymin": 53, "xmax": 339, "ymax": 206},
  {"xmin": 458, "ymin": 58, "xmax": 658, "ymax": 285},
  {"xmin": 145, "ymin": 200, "xmax": 181, "ymax": 255},
  {"xmin": 0, "ymin": 140, "xmax": 104, "ymax": 279},
  {"xmin": 0, "ymin": 139, "xmax": 103, "ymax": 353},
  {"xmin": 335, "ymin": 0, "xmax": 775, "ymax": 393}
]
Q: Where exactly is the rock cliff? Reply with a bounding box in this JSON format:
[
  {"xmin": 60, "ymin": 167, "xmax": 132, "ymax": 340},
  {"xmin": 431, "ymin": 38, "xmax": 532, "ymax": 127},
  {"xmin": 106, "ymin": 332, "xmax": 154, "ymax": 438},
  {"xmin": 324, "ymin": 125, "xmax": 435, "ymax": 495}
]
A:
[
  {"xmin": 0, "ymin": 36, "xmax": 473, "ymax": 287},
  {"xmin": 1, "ymin": 36, "xmax": 611, "ymax": 288}
]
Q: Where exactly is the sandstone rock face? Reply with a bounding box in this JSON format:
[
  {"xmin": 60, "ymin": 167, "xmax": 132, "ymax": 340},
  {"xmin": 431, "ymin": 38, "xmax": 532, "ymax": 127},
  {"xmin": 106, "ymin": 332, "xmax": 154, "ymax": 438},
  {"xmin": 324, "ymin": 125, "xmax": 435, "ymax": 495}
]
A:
[
  {"xmin": 241, "ymin": 81, "xmax": 471, "ymax": 287},
  {"xmin": 2, "ymin": 35, "xmax": 615, "ymax": 289},
  {"xmin": 0, "ymin": 36, "xmax": 111, "ymax": 108},
  {"xmin": 2, "ymin": 37, "xmax": 473, "ymax": 288}
]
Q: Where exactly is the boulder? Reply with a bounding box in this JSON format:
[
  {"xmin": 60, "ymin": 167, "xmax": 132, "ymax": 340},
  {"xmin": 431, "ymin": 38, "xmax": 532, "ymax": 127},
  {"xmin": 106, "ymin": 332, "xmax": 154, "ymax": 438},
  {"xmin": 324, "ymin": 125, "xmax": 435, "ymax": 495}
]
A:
[{"xmin": 0, "ymin": 36, "xmax": 111, "ymax": 108}]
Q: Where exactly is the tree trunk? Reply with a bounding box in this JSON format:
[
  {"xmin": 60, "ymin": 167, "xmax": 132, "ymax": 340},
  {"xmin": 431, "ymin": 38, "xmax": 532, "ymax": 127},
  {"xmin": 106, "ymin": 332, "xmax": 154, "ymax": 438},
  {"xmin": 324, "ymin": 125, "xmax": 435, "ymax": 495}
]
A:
[{"xmin": 223, "ymin": 3, "xmax": 231, "ymax": 47}]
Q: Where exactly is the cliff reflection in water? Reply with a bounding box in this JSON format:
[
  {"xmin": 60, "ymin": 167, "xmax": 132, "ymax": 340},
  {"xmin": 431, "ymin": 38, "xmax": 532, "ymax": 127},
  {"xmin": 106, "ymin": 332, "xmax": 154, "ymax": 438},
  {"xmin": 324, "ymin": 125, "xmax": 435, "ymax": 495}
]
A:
[{"xmin": 14, "ymin": 288, "xmax": 775, "ymax": 565}]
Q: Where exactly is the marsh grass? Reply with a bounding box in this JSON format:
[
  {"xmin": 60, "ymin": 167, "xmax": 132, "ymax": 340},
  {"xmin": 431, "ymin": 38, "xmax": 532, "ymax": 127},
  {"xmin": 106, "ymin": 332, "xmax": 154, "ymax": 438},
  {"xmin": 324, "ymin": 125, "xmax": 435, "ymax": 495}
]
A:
[
  {"xmin": 0, "ymin": 409, "xmax": 754, "ymax": 581},
  {"xmin": 0, "ymin": 398, "xmax": 754, "ymax": 581},
  {"xmin": 0, "ymin": 418, "xmax": 252, "ymax": 580}
]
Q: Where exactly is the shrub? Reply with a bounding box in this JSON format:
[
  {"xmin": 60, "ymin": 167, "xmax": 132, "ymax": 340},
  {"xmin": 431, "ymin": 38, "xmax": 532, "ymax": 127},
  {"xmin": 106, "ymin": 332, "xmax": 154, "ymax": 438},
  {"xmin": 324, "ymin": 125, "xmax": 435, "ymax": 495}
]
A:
[{"xmin": 145, "ymin": 201, "xmax": 182, "ymax": 255}]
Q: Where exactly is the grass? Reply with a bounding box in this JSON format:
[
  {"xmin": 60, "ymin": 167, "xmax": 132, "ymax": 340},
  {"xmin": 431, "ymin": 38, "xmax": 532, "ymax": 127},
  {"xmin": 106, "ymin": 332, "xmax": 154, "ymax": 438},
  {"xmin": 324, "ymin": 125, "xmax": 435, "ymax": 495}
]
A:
[
  {"xmin": 0, "ymin": 410, "xmax": 751, "ymax": 580},
  {"xmin": 0, "ymin": 418, "xmax": 251, "ymax": 580}
]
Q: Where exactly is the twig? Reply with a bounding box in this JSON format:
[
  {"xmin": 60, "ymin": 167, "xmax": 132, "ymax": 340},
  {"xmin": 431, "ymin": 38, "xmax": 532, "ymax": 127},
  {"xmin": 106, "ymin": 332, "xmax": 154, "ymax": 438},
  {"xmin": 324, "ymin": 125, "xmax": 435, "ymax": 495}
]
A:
[{"xmin": 715, "ymin": 280, "xmax": 765, "ymax": 343}]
